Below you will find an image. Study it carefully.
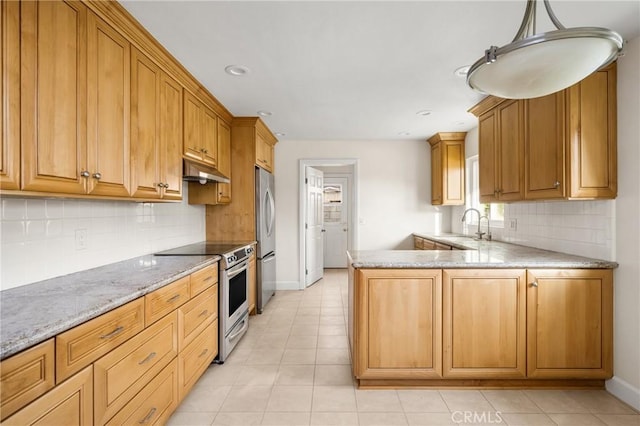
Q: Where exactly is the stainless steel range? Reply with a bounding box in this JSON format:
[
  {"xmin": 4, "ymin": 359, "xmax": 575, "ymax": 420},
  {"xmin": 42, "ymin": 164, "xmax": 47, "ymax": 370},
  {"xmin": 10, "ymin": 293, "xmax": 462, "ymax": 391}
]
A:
[{"xmin": 154, "ymin": 242, "xmax": 254, "ymax": 362}]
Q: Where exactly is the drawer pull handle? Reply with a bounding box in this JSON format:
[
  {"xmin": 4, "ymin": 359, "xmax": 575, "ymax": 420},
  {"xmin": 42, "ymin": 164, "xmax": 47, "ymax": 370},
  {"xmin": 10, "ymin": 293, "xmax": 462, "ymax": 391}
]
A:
[
  {"xmin": 198, "ymin": 310, "xmax": 209, "ymax": 317},
  {"xmin": 199, "ymin": 348, "xmax": 209, "ymax": 358},
  {"xmin": 138, "ymin": 407, "xmax": 157, "ymax": 424},
  {"xmin": 203, "ymin": 276, "xmax": 213, "ymax": 281},
  {"xmin": 167, "ymin": 294, "xmax": 181, "ymax": 303},
  {"xmin": 138, "ymin": 352, "xmax": 157, "ymax": 365},
  {"xmin": 100, "ymin": 326, "xmax": 124, "ymax": 340}
]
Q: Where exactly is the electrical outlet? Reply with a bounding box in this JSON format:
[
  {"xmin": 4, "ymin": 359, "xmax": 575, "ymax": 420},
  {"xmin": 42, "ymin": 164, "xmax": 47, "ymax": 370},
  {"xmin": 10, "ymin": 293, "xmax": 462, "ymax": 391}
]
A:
[
  {"xmin": 75, "ymin": 229, "xmax": 87, "ymax": 250},
  {"xmin": 509, "ymin": 219, "xmax": 518, "ymax": 231}
]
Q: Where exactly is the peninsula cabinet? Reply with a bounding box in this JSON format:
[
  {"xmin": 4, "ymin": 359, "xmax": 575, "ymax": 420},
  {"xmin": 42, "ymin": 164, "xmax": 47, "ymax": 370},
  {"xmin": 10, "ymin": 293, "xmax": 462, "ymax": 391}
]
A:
[
  {"xmin": 527, "ymin": 269, "xmax": 613, "ymax": 379},
  {"xmin": 183, "ymin": 91, "xmax": 218, "ymax": 168},
  {"xmin": 351, "ymin": 269, "xmax": 443, "ymax": 381},
  {"xmin": 443, "ymin": 269, "xmax": 527, "ymax": 378},
  {"xmin": 427, "ymin": 132, "xmax": 466, "ymax": 206},
  {"xmin": 469, "ymin": 62, "xmax": 617, "ymax": 202},
  {"xmin": 1, "ymin": 0, "xmax": 20, "ymax": 191},
  {"xmin": 130, "ymin": 47, "xmax": 183, "ymax": 200}
]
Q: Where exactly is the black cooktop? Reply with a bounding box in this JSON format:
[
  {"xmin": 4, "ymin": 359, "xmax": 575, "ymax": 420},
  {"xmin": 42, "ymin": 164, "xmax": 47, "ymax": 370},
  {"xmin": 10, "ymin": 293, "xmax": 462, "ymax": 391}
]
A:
[{"xmin": 153, "ymin": 241, "xmax": 254, "ymax": 256}]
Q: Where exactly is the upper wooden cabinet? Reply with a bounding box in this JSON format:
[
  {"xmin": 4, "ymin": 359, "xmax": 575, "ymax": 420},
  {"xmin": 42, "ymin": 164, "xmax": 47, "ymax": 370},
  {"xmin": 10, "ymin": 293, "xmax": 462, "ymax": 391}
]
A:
[
  {"xmin": 427, "ymin": 132, "xmax": 465, "ymax": 205},
  {"xmin": 183, "ymin": 91, "xmax": 218, "ymax": 168},
  {"xmin": 1, "ymin": 0, "xmax": 20, "ymax": 191},
  {"xmin": 470, "ymin": 63, "xmax": 617, "ymax": 202},
  {"xmin": 20, "ymin": 0, "xmax": 88, "ymax": 194},
  {"xmin": 130, "ymin": 47, "xmax": 182, "ymax": 200},
  {"xmin": 256, "ymin": 133, "xmax": 275, "ymax": 173}
]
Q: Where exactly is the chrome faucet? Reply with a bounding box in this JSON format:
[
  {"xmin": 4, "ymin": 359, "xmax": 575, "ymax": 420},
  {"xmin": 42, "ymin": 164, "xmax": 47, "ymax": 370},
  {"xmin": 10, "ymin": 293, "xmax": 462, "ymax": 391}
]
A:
[
  {"xmin": 479, "ymin": 215, "xmax": 492, "ymax": 241},
  {"xmin": 461, "ymin": 208, "xmax": 485, "ymax": 240}
]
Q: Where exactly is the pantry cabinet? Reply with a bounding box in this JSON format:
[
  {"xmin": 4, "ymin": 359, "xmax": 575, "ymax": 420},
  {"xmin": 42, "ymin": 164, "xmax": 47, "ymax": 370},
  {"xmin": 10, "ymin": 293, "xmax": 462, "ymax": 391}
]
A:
[
  {"xmin": 427, "ymin": 132, "xmax": 465, "ymax": 206},
  {"xmin": 1, "ymin": 0, "xmax": 20, "ymax": 191},
  {"xmin": 352, "ymin": 269, "xmax": 442, "ymax": 380},
  {"xmin": 443, "ymin": 269, "xmax": 527, "ymax": 378},
  {"xmin": 20, "ymin": 0, "xmax": 88, "ymax": 194},
  {"xmin": 527, "ymin": 269, "xmax": 613, "ymax": 379},
  {"xmin": 470, "ymin": 63, "xmax": 617, "ymax": 202}
]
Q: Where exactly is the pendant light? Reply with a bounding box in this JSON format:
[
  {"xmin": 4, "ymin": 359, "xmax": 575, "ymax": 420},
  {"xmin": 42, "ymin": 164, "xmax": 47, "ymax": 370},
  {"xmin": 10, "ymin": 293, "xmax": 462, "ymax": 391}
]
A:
[{"xmin": 466, "ymin": 0, "xmax": 623, "ymax": 99}]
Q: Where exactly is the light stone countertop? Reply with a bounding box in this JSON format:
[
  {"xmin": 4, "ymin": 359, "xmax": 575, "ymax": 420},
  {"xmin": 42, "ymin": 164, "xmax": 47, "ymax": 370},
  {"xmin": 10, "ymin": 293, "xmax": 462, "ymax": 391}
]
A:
[
  {"xmin": 348, "ymin": 233, "xmax": 618, "ymax": 269},
  {"xmin": 0, "ymin": 254, "xmax": 220, "ymax": 360}
]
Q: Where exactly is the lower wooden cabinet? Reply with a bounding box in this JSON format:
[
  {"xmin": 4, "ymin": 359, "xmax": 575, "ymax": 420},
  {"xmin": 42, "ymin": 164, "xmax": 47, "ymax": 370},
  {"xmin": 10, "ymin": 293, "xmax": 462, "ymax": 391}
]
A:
[
  {"xmin": 177, "ymin": 285, "xmax": 218, "ymax": 351},
  {"xmin": 178, "ymin": 320, "xmax": 218, "ymax": 401},
  {"xmin": 104, "ymin": 360, "xmax": 178, "ymax": 426},
  {"xmin": 527, "ymin": 269, "xmax": 613, "ymax": 379},
  {"xmin": 1, "ymin": 366, "xmax": 93, "ymax": 426},
  {"xmin": 0, "ymin": 340, "xmax": 55, "ymax": 421},
  {"xmin": 443, "ymin": 269, "xmax": 526, "ymax": 378},
  {"xmin": 353, "ymin": 269, "xmax": 442, "ymax": 380}
]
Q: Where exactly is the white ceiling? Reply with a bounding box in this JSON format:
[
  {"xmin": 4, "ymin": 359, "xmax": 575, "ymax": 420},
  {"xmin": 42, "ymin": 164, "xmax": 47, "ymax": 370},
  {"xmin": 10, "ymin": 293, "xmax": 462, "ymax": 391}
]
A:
[{"xmin": 121, "ymin": 1, "xmax": 640, "ymax": 142}]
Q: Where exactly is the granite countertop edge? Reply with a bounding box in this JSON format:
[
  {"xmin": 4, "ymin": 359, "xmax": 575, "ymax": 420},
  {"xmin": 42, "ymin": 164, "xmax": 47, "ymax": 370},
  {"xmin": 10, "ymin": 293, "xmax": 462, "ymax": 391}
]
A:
[{"xmin": 0, "ymin": 254, "xmax": 221, "ymax": 360}]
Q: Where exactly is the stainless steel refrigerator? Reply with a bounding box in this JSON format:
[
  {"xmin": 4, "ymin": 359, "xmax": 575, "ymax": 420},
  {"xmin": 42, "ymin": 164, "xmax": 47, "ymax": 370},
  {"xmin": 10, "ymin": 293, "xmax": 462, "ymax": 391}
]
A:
[{"xmin": 255, "ymin": 167, "xmax": 276, "ymax": 313}]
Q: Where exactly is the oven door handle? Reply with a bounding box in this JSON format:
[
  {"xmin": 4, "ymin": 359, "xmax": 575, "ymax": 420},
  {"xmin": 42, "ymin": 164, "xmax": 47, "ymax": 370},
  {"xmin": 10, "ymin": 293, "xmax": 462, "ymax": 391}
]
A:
[
  {"xmin": 226, "ymin": 260, "xmax": 248, "ymax": 279},
  {"xmin": 228, "ymin": 316, "xmax": 249, "ymax": 341}
]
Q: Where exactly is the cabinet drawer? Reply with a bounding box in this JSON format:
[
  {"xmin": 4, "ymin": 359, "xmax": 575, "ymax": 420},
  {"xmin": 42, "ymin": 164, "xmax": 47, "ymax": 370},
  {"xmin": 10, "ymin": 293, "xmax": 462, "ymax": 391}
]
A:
[
  {"xmin": 105, "ymin": 360, "xmax": 178, "ymax": 426},
  {"xmin": 94, "ymin": 312, "xmax": 178, "ymax": 425},
  {"xmin": 178, "ymin": 285, "xmax": 218, "ymax": 351},
  {"xmin": 145, "ymin": 276, "xmax": 190, "ymax": 326},
  {"xmin": 0, "ymin": 339, "xmax": 55, "ymax": 421},
  {"xmin": 435, "ymin": 242, "xmax": 452, "ymax": 250},
  {"xmin": 56, "ymin": 298, "xmax": 145, "ymax": 383},
  {"xmin": 413, "ymin": 236, "xmax": 424, "ymax": 250},
  {"xmin": 178, "ymin": 319, "xmax": 218, "ymax": 401},
  {"xmin": 422, "ymin": 239, "xmax": 437, "ymax": 250},
  {"xmin": 1, "ymin": 366, "xmax": 93, "ymax": 426},
  {"xmin": 190, "ymin": 263, "xmax": 218, "ymax": 297}
]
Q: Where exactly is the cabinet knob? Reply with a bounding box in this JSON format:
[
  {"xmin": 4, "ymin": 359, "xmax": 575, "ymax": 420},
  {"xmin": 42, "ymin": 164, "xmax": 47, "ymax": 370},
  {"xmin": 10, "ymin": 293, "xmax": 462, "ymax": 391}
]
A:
[
  {"xmin": 80, "ymin": 170, "xmax": 90, "ymax": 178},
  {"xmin": 93, "ymin": 172, "xmax": 102, "ymax": 180},
  {"xmin": 554, "ymin": 181, "xmax": 560, "ymax": 188},
  {"xmin": 530, "ymin": 281, "xmax": 538, "ymax": 287},
  {"xmin": 164, "ymin": 183, "xmax": 169, "ymax": 189},
  {"xmin": 203, "ymin": 149, "xmax": 208, "ymax": 154},
  {"xmin": 157, "ymin": 183, "xmax": 164, "ymax": 189}
]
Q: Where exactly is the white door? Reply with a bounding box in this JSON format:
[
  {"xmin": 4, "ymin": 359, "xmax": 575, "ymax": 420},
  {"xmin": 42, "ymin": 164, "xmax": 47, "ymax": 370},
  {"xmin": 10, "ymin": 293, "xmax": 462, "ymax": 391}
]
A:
[
  {"xmin": 305, "ymin": 167, "xmax": 324, "ymax": 286},
  {"xmin": 323, "ymin": 177, "xmax": 349, "ymax": 268}
]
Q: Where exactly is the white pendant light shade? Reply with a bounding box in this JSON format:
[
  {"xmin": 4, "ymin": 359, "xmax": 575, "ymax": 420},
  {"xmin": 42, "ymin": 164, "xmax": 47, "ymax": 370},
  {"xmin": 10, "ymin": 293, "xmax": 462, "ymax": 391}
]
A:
[{"xmin": 467, "ymin": 1, "xmax": 623, "ymax": 99}]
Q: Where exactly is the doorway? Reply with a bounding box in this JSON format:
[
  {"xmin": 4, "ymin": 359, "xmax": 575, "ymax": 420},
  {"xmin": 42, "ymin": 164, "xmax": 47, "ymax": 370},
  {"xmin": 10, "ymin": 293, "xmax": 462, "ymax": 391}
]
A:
[{"xmin": 299, "ymin": 159, "xmax": 358, "ymax": 290}]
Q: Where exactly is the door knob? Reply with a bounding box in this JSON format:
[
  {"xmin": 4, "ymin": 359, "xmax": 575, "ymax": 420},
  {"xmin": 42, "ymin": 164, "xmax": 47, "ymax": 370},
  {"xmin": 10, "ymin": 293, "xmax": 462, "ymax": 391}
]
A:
[{"xmin": 343, "ymin": 228, "xmax": 347, "ymax": 232}]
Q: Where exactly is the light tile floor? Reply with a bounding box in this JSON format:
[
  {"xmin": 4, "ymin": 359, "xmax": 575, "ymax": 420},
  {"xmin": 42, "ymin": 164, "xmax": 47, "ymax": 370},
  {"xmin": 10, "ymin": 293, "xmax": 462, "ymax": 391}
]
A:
[{"xmin": 168, "ymin": 269, "xmax": 639, "ymax": 426}]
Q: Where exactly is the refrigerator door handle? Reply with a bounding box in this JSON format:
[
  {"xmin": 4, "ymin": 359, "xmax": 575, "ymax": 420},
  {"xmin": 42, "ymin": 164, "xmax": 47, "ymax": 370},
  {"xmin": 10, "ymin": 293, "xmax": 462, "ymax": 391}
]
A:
[
  {"xmin": 265, "ymin": 187, "xmax": 275, "ymax": 237},
  {"xmin": 263, "ymin": 253, "xmax": 276, "ymax": 263}
]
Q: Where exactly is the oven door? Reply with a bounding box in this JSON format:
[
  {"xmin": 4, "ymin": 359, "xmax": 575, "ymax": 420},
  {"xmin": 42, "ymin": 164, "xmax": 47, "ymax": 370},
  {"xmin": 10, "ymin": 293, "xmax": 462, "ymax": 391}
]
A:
[{"xmin": 222, "ymin": 260, "xmax": 249, "ymax": 335}]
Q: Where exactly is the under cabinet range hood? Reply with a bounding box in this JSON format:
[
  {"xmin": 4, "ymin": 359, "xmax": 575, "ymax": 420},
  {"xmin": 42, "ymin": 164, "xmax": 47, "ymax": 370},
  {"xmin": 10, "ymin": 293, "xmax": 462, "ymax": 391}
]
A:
[{"xmin": 182, "ymin": 159, "xmax": 230, "ymax": 184}]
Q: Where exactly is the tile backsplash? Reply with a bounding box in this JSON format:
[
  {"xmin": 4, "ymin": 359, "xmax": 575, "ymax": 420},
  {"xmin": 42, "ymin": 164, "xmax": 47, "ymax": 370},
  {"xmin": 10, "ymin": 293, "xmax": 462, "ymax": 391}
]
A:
[
  {"xmin": 0, "ymin": 183, "xmax": 206, "ymax": 290},
  {"xmin": 453, "ymin": 200, "xmax": 615, "ymax": 261}
]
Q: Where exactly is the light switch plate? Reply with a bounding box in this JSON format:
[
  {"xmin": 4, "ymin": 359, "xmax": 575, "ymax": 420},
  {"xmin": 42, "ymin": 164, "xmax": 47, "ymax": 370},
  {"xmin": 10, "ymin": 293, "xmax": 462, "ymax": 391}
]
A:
[{"xmin": 509, "ymin": 219, "xmax": 517, "ymax": 231}]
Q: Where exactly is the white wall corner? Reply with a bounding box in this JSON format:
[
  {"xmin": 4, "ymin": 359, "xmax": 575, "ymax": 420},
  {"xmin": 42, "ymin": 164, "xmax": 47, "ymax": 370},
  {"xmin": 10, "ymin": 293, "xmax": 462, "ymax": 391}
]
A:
[{"xmin": 606, "ymin": 376, "xmax": 640, "ymax": 411}]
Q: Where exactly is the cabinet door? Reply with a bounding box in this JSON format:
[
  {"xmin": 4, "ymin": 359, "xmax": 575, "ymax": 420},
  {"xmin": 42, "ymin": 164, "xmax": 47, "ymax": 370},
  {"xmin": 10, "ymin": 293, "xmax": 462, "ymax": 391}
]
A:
[
  {"xmin": 443, "ymin": 269, "xmax": 526, "ymax": 378},
  {"xmin": 2, "ymin": 366, "xmax": 93, "ymax": 426},
  {"xmin": 1, "ymin": 0, "xmax": 20, "ymax": 190},
  {"xmin": 567, "ymin": 64, "xmax": 617, "ymax": 199},
  {"xmin": 527, "ymin": 269, "xmax": 613, "ymax": 378},
  {"xmin": 478, "ymin": 112, "xmax": 498, "ymax": 203},
  {"xmin": 442, "ymin": 140, "xmax": 464, "ymax": 205},
  {"xmin": 159, "ymin": 73, "xmax": 183, "ymax": 200},
  {"xmin": 525, "ymin": 93, "xmax": 565, "ymax": 199},
  {"xmin": 183, "ymin": 91, "xmax": 202, "ymax": 162},
  {"xmin": 216, "ymin": 119, "xmax": 232, "ymax": 203},
  {"xmin": 430, "ymin": 143, "xmax": 442, "ymax": 205},
  {"xmin": 354, "ymin": 269, "xmax": 442, "ymax": 379},
  {"xmin": 130, "ymin": 47, "xmax": 161, "ymax": 199},
  {"xmin": 86, "ymin": 12, "xmax": 130, "ymax": 197},
  {"xmin": 497, "ymin": 99, "xmax": 524, "ymax": 201},
  {"xmin": 256, "ymin": 135, "xmax": 273, "ymax": 172},
  {"xmin": 21, "ymin": 0, "xmax": 87, "ymax": 194},
  {"xmin": 201, "ymin": 106, "xmax": 218, "ymax": 167}
]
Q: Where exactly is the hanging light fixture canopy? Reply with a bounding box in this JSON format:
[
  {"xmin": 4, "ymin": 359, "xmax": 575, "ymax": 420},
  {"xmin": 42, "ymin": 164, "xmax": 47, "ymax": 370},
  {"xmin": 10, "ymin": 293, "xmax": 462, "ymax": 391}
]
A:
[{"xmin": 466, "ymin": 0, "xmax": 623, "ymax": 99}]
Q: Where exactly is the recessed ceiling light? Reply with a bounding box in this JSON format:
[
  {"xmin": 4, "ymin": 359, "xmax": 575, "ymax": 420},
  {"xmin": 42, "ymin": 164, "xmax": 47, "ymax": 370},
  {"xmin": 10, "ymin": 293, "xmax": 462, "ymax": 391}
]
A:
[
  {"xmin": 257, "ymin": 110, "xmax": 272, "ymax": 117},
  {"xmin": 454, "ymin": 65, "xmax": 470, "ymax": 77},
  {"xmin": 398, "ymin": 131, "xmax": 411, "ymax": 136},
  {"xmin": 224, "ymin": 65, "xmax": 250, "ymax": 76},
  {"xmin": 275, "ymin": 132, "xmax": 286, "ymax": 137},
  {"xmin": 416, "ymin": 110, "xmax": 432, "ymax": 116}
]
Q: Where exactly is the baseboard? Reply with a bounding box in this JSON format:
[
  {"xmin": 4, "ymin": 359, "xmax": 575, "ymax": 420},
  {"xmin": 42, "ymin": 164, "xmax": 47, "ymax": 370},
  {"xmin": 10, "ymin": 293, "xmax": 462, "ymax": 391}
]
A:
[
  {"xmin": 276, "ymin": 281, "xmax": 302, "ymax": 291},
  {"xmin": 606, "ymin": 376, "xmax": 640, "ymax": 411}
]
